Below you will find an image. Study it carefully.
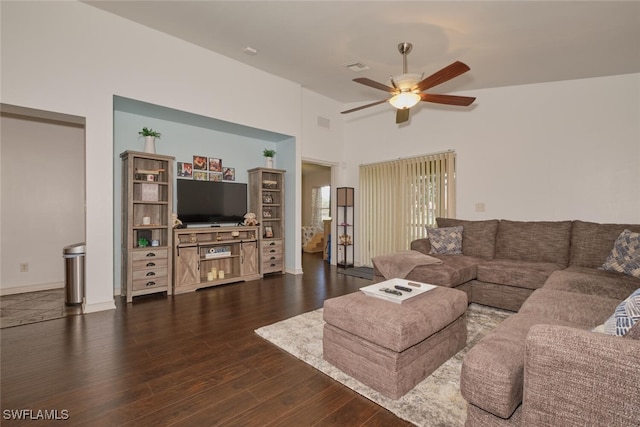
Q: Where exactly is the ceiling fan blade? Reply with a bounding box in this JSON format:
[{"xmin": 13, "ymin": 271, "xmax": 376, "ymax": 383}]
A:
[
  {"xmin": 396, "ymin": 108, "xmax": 410, "ymax": 124},
  {"xmin": 412, "ymin": 61, "xmax": 471, "ymax": 93},
  {"xmin": 341, "ymin": 99, "xmax": 389, "ymax": 114},
  {"xmin": 421, "ymin": 93, "xmax": 476, "ymax": 107},
  {"xmin": 353, "ymin": 77, "xmax": 397, "ymax": 93}
]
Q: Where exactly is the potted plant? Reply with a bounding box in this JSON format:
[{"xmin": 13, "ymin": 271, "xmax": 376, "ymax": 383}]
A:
[
  {"xmin": 139, "ymin": 127, "xmax": 161, "ymax": 154},
  {"xmin": 263, "ymin": 149, "xmax": 276, "ymax": 168}
]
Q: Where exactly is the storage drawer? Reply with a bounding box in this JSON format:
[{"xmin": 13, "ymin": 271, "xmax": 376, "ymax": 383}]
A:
[
  {"xmin": 262, "ymin": 260, "xmax": 284, "ymax": 273},
  {"xmin": 132, "ymin": 267, "xmax": 168, "ymax": 281},
  {"xmin": 262, "ymin": 253, "xmax": 283, "ymax": 263},
  {"xmin": 133, "ymin": 258, "xmax": 168, "ymax": 270},
  {"xmin": 133, "ymin": 276, "xmax": 168, "ymax": 291},
  {"xmin": 132, "ymin": 249, "xmax": 168, "ymax": 261},
  {"xmin": 262, "ymin": 240, "xmax": 283, "ymax": 256}
]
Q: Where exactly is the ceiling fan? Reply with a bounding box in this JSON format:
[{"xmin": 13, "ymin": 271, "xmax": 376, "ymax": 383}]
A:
[{"xmin": 341, "ymin": 42, "xmax": 476, "ymax": 124}]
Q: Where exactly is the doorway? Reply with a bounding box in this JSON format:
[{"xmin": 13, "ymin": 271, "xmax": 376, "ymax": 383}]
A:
[
  {"xmin": 301, "ymin": 161, "xmax": 333, "ymax": 263},
  {"xmin": 0, "ymin": 104, "xmax": 86, "ymax": 307}
]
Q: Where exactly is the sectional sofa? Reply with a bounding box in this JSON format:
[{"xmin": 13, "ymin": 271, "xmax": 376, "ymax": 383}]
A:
[{"xmin": 372, "ymin": 218, "xmax": 640, "ymax": 426}]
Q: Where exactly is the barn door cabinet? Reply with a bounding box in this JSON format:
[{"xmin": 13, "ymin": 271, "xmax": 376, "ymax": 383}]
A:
[{"xmin": 173, "ymin": 226, "xmax": 261, "ymax": 294}]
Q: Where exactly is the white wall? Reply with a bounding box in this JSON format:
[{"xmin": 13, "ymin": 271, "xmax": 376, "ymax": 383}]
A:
[
  {"xmin": 1, "ymin": 2, "xmax": 306, "ymax": 311},
  {"xmin": 1, "ymin": 115, "xmax": 85, "ymax": 294},
  {"xmin": 2, "ymin": 2, "xmax": 638, "ymax": 303},
  {"xmin": 344, "ymin": 73, "xmax": 640, "ymax": 264}
]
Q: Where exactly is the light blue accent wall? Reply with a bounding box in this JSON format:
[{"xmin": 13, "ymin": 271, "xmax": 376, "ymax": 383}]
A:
[{"xmin": 113, "ymin": 96, "xmax": 295, "ymax": 292}]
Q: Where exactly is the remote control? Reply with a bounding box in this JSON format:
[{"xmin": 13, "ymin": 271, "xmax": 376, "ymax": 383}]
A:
[
  {"xmin": 379, "ymin": 287, "xmax": 402, "ymax": 296},
  {"xmin": 394, "ymin": 285, "xmax": 412, "ymax": 292}
]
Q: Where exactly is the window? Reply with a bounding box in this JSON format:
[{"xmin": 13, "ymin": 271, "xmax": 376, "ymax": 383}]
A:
[
  {"xmin": 311, "ymin": 185, "xmax": 331, "ymax": 229},
  {"xmin": 359, "ymin": 151, "xmax": 456, "ymax": 264}
]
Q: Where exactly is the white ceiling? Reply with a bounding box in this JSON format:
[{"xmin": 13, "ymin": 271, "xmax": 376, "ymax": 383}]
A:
[{"xmin": 85, "ymin": 1, "xmax": 640, "ymax": 105}]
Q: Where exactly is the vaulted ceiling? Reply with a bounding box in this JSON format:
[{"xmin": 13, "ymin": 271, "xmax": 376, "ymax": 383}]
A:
[{"xmin": 85, "ymin": 1, "xmax": 640, "ymax": 104}]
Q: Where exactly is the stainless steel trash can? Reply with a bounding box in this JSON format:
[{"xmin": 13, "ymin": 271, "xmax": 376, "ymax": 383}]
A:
[{"xmin": 63, "ymin": 243, "xmax": 85, "ymax": 305}]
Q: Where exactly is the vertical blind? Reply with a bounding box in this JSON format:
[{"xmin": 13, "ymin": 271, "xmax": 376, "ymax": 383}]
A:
[{"xmin": 359, "ymin": 151, "xmax": 456, "ymax": 265}]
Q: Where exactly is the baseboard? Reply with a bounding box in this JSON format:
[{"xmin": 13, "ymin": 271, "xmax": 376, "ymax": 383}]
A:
[
  {"xmin": 83, "ymin": 299, "xmax": 117, "ymax": 313},
  {"xmin": 286, "ymin": 267, "xmax": 304, "ymax": 275},
  {"xmin": 0, "ymin": 282, "xmax": 64, "ymax": 296}
]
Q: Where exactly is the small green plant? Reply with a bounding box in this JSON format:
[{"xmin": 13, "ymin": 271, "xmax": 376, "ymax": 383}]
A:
[
  {"xmin": 139, "ymin": 127, "xmax": 161, "ymax": 138},
  {"xmin": 263, "ymin": 149, "xmax": 276, "ymax": 157}
]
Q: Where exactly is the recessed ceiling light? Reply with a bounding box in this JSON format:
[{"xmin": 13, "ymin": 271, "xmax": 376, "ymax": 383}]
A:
[
  {"xmin": 243, "ymin": 46, "xmax": 258, "ymax": 56},
  {"xmin": 345, "ymin": 62, "xmax": 370, "ymax": 72}
]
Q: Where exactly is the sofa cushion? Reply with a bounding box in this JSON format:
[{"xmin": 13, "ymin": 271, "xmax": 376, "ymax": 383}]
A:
[
  {"xmin": 626, "ymin": 320, "xmax": 640, "ymax": 340},
  {"xmin": 569, "ymin": 220, "xmax": 640, "ymax": 269},
  {"xmin": 603, "ymin": 288, "xmax": 640, "ymax": 336},
  {"xmin": 427, "ymin": 226, "xmax": 462, "ymax": 254},
  {"xmin": 461, "ymin": 313, "xmax": 576, "ymax": 419},
  {"xmin": 477, "ymin": 259, "xmax": 564, "ymax": 290},
  {"xmin": 544, "ymin": 267, "xmax": 640, "ymax": 301},
  {"xmin": 601, "ymin": 229, "xmax": 640, "ymax": 278},
  {"xmin": 397, "ymin": 254, "xmax": 483, "ymax": 287},
  {"xmin": 518, "ymin": 289, "xmax": 621, "ymax": 328},
  {"xmin": 436, "ymin": 218, "xmax": 499, "ymax": 259},
  {"xmin": 371, "ymin": 250, "xmax": 443, "ymax": 280},
  {"xmin": 495, "ymin": 220, "xmax": 572, "ymax": 266}
]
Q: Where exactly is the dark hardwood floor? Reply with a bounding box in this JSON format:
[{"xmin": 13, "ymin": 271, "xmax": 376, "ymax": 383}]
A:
[{"xmin": 1, "ymin": 253, "xmax": 412, "ymax": 426}]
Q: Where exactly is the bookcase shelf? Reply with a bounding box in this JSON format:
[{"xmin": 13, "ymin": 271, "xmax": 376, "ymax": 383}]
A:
[
  {"xmin": 249, "ymin": 168, "xmax": 286, "ymax": 275},
  {"xmin": 121, "ymin": 150, "xmax": 175, "ymax": 302}
]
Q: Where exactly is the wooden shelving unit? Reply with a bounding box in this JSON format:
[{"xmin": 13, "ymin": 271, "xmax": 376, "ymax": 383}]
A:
[
  {"xmin": 173, "ymin": 226, "xmax": 261, "ymax": 294},
  {"xmin": 336, "ymin": 187, "xmax": 354, "ymax": 269},
  {"xmin": 121, "ymin": 150, "xmax": 174, "ymax": 302},
  {"xmin": 248, "ymin": 168, "xmax": 286, "ymax": 275}
]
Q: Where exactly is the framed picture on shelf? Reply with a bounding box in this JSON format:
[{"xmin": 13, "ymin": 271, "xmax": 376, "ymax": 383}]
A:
[
  {"xmin": 194, "ymin": 171, "xmax": 208, "ymax": 181},
  {"xmin": 177, "ymin": 162, "xmax": 193, "ymax": 178},
  {"xmin": 208, "ymin": 158, "xmax": 222, "ymax": 172},
  {"xmin": 193, "ymin": 155, "xmax": 208, "ymax": 170},
  {"xmin": 223, "ymin": 167, "xmax": 235, "ymax": 181},
  {"xmin": 209, "ymin": 172, "xmax": 222, "ymax": 182},
  {"xmin": 262, "ymin": 194, "xmax": 273, "ymax": 204},
  {"xmin": 264, "ymin": 226, "xmax": 274, "ymax": 238}
]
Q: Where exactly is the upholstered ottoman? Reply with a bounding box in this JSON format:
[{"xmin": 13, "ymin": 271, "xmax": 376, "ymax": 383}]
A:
[{"xmin": 322, "ymin": 285, "xmax": 468, "ymax": 399}]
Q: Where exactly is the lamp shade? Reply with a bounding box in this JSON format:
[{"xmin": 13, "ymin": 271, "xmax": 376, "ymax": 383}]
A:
[{"xmin": 389, "ymin": 92, "xmax": 421, "ymax": 109}]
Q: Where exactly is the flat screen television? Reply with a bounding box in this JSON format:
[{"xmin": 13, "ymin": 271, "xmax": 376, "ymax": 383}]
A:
[{"xmin": 177, "ymin": 180, "xmax": 247, "ymax": 225}]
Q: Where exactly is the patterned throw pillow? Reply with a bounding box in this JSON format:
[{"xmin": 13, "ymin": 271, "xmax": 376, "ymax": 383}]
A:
[
  {"xmin": 603, "ymin": 288, "xmax": 640, "ymax": 337},
  {"xmin": 428, "ymin": 226, "xmax": 463, "ymax": 255},
  {"xmin": 601, "ymin": 229, "xmax": 640, "ymax": 278}
]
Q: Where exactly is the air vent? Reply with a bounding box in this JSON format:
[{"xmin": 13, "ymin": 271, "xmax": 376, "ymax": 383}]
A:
[
  {"xmin": 345, "ymin": 62, "xmax": 370, "ymax": 72},
  {"xmin": 317, "ymin": 116, "xmax": 330, "ymax": 129}
]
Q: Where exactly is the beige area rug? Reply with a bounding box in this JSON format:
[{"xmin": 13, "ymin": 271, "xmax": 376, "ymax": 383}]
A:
[{"xmin": 255, "ymin": 303, "xmax": 511, "ymax": 427}]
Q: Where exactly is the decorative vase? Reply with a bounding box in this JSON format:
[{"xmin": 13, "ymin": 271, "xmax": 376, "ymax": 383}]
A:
[
  {"xmin": 265, "ymin": 157, "xmax": 274, "ymax": 168},
  {"xmin": 143, "ymin": 136, "xmax": 156, "ymax": 154}
]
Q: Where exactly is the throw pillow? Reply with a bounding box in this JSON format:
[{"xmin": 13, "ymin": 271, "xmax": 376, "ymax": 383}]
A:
[
  {"xmin": 601, "ymin": 229, "xmax": 640, "ymax": 278},
  {"xmin": 603, "ymin": 288, "xmax": 640, "ymax": 337},
  {"xmin": 428, "ymin": 226, "xmax": 463, "ymax": 255}
]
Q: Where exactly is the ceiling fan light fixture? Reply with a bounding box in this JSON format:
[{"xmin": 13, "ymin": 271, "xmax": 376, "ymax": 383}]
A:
[{"xmin": 389, "ymin": 92, "xmax": 421, "ymax": 109}]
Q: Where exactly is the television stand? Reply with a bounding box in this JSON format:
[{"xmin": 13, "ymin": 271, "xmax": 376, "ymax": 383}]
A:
[{"xmin": 173, "ymin": 225, "xmax": 261, "ymax": 294}]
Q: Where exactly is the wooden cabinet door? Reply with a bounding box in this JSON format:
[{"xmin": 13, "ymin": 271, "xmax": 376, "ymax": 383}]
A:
[
  {"xmin": 174, "ymin": 247, "xmax": 199, "ymax": 288},
  {"xmin": 241, "ymin": 241, "xmax": 259, "ymax": 276}
]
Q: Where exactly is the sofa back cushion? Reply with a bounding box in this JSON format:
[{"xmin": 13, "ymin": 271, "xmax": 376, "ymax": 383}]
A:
[
  {"xmin": 436, "ymin": 218, "xmax": 499, "ymax": 259},
  {"xmin": 495, "ymin": 220, "xmax": 572, "ymax": 266},
  {"xmin": 570, "ymin": 220, "xmax": 640, "ymax": 268}
]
